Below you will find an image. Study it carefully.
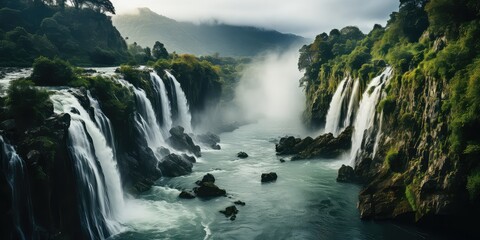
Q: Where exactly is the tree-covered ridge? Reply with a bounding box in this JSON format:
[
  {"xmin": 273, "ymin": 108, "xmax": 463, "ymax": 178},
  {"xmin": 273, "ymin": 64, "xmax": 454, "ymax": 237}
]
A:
[
  {"xmin": 300, "ymin": 0, "xmax": 480, "ymax": 230},
  {"xmin": 0, "ymin": 0, "xmax": 128, "ymax": 66}
]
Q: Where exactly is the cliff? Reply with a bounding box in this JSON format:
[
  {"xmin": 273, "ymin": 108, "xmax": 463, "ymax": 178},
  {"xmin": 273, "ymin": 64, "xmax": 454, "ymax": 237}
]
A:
[{"xmin": 300, "ymin": 0, "xmax": 480, "ymax": 236}]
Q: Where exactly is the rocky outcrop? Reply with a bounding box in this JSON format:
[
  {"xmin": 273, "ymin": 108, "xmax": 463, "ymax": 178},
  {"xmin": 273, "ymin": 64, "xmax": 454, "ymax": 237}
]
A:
[
  {"xmin": 261, "ymin": 172, "xmax": 278, "ymax": 183},
  {"xmin": 219, "ymin": 206, "xmax": 239, "ymax": 221},
  {"xmin": 179, "ymin": 190, "xmax": 196, "ymax": 199},
  {"xmin": 158, "ymin": 153, "xmax": 195, "ymax": 177},
  {"xmin": 237, "ymin": 152, "xmax": 248, "ymax": 158},
  {"xmin": 193, "ymin": 173, "xmax": 226, "ymax": 198},
  {"xmin": 276, "ymin": 126, "xmax": 353, "ymax": 160},
  {"xmin": 337, "ymin": 165, "xmax": 357, "ymax": 183},
  {"xmin": 167, "ymin": 126, "xmax": 201, "ymax": 157}
]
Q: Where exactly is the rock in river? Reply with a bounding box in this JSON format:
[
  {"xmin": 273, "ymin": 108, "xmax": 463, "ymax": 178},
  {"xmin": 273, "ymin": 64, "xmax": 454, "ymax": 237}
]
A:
[{"xmin": 261, "ymin": 172, "xmax": 278, "ymax": 183}]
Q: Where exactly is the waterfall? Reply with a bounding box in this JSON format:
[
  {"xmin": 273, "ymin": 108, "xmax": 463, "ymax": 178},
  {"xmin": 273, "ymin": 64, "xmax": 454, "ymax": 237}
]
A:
[
  {"xmin": 343, "ymin": 79, "xmax": 360, "ymax": 128},
  {"xmin": 349, "ymin": 67, "xmax": 393, "ymax": 166},
  {"xmin": 149, "ymin": 72, "xmax": 173, "ymax": 137},
  {"xmin": 87, "ymin": 91, "xmax": 116, "ymax": 154},
  {"xmin": 324, "ymin": 77, "xmax": 349, "ymax": 136},
  {"xmin": 51, "ymin": 90, "xmax": 124, "ymax": 239},
  {"xmin": 165, "ymin": 71, "xmax": 193, "ymax": 133},
  {"xmin": 0, "ymin": 136, "xmax": 36, "ymax": 240},
  {"xmin": 117, "ymin": 79, "xmax": 166, "ymax": 153}
]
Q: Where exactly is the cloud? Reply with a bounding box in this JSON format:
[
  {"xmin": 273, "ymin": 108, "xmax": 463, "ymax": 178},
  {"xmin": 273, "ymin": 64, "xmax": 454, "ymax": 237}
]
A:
[{"xmin": 111, "ymin": 0, "xmax": 399, "ymax": 37}]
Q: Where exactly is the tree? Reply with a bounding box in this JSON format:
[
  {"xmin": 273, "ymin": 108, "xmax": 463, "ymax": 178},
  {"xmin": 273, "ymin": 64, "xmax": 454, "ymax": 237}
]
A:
[{"xmin": 152, "ymin": 41, "xmax": 169, "ymax": 60}]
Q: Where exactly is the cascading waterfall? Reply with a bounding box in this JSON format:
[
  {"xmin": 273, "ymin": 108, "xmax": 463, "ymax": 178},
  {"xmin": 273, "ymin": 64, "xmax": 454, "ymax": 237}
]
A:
[
  {"xmin": 117, "ymin": 79, "xmax": 166, "ymax": 153},
  {"xmin": 149, "ymin": 72, "xmax": 173, "ymax": 137},
  {"xmin": 87, "ymin": 91, "xmax": 116, "ymax": 154},
  {"xmin": 0, "ymin": 136, "xmax": 36, "ymax": 240},
  {"xmin": 349, "ymin": 67, "xmax": 393, "ymax": 166},
  {"xmin": 343, "ymin": 79, "xmax": 360, "ymax": 128},
  {"xmin": 51, "ymin": 91, "xmax": 124, "ymax": 239},
  {"xmin": 165, "ymin": 71, "xmax": 193, "ymax": 133},
  {"xmin": 324, "ymin": 77, "xmax": 349, "ymax": 136}
]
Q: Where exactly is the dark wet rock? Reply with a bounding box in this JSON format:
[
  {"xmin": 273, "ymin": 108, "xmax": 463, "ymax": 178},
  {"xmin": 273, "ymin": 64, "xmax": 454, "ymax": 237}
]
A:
[
  {"xmin": 337, "ymin": 164, "xmax": 357, "ymax": 183},
  {"xmin": 279, "ymin": 158, "xmax": 286, "ymax": 163},
  {"xmin": 167, "ymin": 126, "xmax": 201, "ymax": 157},
  {"xmin": 198, "ymin": 173, "xmax": 215, "ymax": 185},
  {"xmin": 194, "ymin": 182, "xmax": 227, "ymax": 198},
  {"xmin": 133, "ymin": 179, "xmax": 154, "ymax": 193},
  {"xmin": 237, "ymin": 152, "xmax": 248, "ymax": 158},
  {"xmin": 158, "ymin": 153, "xmax": 194, "ymax": 177},
  {"xmin": 70, "ymin": 107, "xmax": 80, "ymax": 115},
  {"xmin": 276, "ymin": 126, "xmax": 353, "ymax": 160},
  {"xmin": 220, "ymin": 205, "xmax": 238, "ymax": 220},
  {"xmin": 197, "ymin": 132, "xmax": 221, "ymax": 150},
  {"xmin": 181, "ymin": 153, "xmax": 196, "ymax": 163},
  {"xmin": 234, "ymin": 200, "xmax": 246, "ymax": 206},
  {"xmin": 261, "ymin": 172, "xmax": 278, "ymax": 183},
  {"xmin": 0, "ymin": 119, "xmax": 15, "ymax": 131},
  {"xmin": 179, "ymin": 190, "xmax": 196, "ymax": 199}
]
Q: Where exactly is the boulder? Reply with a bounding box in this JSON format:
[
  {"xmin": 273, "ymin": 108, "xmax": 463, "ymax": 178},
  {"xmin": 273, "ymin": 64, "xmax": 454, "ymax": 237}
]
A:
[
  {"xmin": 234, "ymin": 200, "xmax": 246, "ymax": 206},
  {"xmin": 279, "ymin": 158, "xmax": 286, "ymax": 163},
  {"xmin": 196, "ymin": 173, "xmax": 215, "ymax": 185},
  {"xmin": 211, "ymin": 144, "xmax": 221, "ymax": 150},
  {"xmin": 158, "ymin": 153, "xmax": 194, "ymax": 177},
  {"xmin": 237, "ymin": 152, "xmax": 248, "ymax": 158},
  {"xmin": 0, "ymin": 119, "xmax": 15, "ymax": 131},
  {"xmin": 219, "ymin": 205, "xmax": 239, "ymax": 220},
  {"xmin": 194, "ymin": 182, "xmax": 227, "ymax": 198},
  {"xmin": 261, "ymin": 172, "xmax": 278, "ymax": 183},
  {"xmin": 179, "ymin": 190, "xmax": 196, "ymax": 199},
  {"xmin": 167, "ymin": 126, "xmax": 201, "ymax": 157},
  {"xmin": 336, "ymin": 164, "xmax": 356, "ymax": 183},
  {"xmin": 290, "ymin": 126, "xmax": 353, "ymax": 160}
]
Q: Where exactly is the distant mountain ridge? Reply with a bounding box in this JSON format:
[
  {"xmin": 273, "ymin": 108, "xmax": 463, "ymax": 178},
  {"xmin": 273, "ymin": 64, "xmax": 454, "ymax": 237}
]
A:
[{"xmin": 113, "ymin": 8, "xmax": 306, "ymax": 56}]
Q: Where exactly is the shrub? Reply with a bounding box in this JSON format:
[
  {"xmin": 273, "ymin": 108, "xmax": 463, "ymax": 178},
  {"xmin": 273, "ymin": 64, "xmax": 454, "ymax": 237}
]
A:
[
  {"xmin": 31, "ymin": 56, "xmax": 75, "ymax": 86},
  {"xmin": 405, "ymin": 185, "xmax": 417, "ymax": 211},
  {"xmin": 6, "ymin": 79, "xmax": 53, "ymax": 127},
  {"xmin": 467, "ymin": 169, "xmax": 480, "ymax": 201}
]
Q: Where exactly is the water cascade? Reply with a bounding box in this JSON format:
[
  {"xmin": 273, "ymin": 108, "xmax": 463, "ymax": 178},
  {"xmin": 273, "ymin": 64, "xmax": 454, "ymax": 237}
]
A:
[
  {"xmin": 324, "ymin": 77, "xmax": 349, "ymax": 136},
  {"xmin": 149, "ymin": 72, "xmax": 173, "ymax": 137},
  {"xmin": 165, "ymin": 71, "xmax": 193, "ymax": 133},
  {"xmin": 0, "ymin": 136, "xmax": 36, "ymax": 240},
  {"xmin": 51, "ymin": 90, "xmax": 124, "ymax": 239},
  {"xmin": 343, "ymin": 79, "xmax": 360, "ymax": 128},
  {"xmin": 87, "ymin": 91, "xmax": 116, "ymax": 154},
  {"xmin": 349, "ymin": 67, "xmax": 393, "ymax": 166},
  {"xmin": 117, "ymin": 79, "xmax": 166, "ymax": 153}
]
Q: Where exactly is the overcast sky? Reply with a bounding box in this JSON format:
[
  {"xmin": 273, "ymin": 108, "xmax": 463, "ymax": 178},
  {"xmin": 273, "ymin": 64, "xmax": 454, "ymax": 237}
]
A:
[{"xmin": 110, "ymin": 0, "xmax": 399, "ymax": 38}]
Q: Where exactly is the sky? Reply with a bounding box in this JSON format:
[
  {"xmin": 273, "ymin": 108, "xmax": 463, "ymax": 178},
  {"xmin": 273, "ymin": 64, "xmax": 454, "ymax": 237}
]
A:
[{"xmin": 110, "ymin": 0, "xmax": 399, "ymax": 38}]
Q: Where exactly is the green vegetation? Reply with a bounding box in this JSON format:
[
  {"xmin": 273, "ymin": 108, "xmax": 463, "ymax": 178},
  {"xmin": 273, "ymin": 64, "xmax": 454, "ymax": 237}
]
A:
[
  {"xmin": 405, "ymin": 185, "xmax": 417, "ymax": 211},
  {"xmin": 6, "ymin": 79, "xmax": 52, "ymax": 128},
  {"xmin": 31, "ymin": 56, "xmax": 75, "ymax": 86},
  {"xmin": 0, "ymin": 0, "xmax": 128, "ymax": 66},
  {"xmin": 302, "ymin": 0, "xmax": 480, "ymax": 214}
]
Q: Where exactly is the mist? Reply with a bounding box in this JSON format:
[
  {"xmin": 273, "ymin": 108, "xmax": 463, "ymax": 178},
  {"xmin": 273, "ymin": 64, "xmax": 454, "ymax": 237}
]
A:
[{"xmin": 233, "ymin": 48, "xmax": 305, "ymax": 123}]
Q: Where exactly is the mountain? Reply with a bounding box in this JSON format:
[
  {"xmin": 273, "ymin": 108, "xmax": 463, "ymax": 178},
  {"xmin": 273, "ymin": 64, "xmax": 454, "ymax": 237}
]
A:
[{"xmin": 112, "ymin": 8, "xmax": 306, "ymax": 56}]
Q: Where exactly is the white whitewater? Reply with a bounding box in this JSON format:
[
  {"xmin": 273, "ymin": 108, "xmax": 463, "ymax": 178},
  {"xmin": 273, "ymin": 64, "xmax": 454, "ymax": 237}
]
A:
[
  {"xmin": 343, "ymin": 79, "xmax": 360, "ymax": 128},
  {"xmin": 0, "ymin": 135, "xmax": 36, "ymax": 240},
  {"xmin": 324, "ymin": 77, "xmax": 349, "ymax": 136},
  {"xmin": 117, "ymin": 79, "xmax": 166, "ymax": 153},
  {"xmin": 165, "ymin": 71, "xmax": 193, "ymax": 133},
  {"xmin": 51, "ymin": 91, "xmax": 124, "ymax": 238},
  {"xmin": 149, "ymin": 72, "xmax": 173, "ymax": 137},
  {"xmin": 349, "ymin": 67, "xmax": 393, "ymax": 166},
  {"xmin": 87, "ymin": 91, "xmax": 116, "ymax": 154}
]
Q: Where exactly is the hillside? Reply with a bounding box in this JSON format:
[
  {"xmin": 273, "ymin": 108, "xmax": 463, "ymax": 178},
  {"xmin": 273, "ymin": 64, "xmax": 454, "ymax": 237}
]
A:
[
  {"xmin": 300, "ymin": 0, "xmax": 480, "ymax": 236},
  {"xmin": 113, "ymin": 8, "xmax": 306, "ymax": 57},
  {"xmin": 0, "ymin": 0, "xmax": 129, "ymax": 66}
]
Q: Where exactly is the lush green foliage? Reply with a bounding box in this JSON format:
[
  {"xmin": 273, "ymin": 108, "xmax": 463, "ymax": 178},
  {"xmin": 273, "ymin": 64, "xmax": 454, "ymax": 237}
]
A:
[
  {"xmin": 31, "ymin": 56, "xmax": 75, "ymax": 86},
  {"xmin": 0, "ymin": 0, "xmax": 128, "ymax": 66},
  {"xmin": 405, "ymin": 185, "xmax": 417, "ymax": 211},
  {"xmin": 6, "ymin": 78, "xmax": 52, "ymax": 127}
]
